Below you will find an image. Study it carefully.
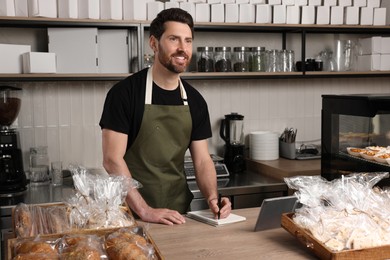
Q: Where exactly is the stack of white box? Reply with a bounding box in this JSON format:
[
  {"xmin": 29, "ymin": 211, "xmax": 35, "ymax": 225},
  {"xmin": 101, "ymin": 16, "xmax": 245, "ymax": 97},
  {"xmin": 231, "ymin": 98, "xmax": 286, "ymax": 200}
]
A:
[
  {"xmin": 357, "ymin": 36, "xmax": 390, "ymax": 71},
  {"xmin": 0, "ymin": 0, "xmax": 387, "ymax": 25}
]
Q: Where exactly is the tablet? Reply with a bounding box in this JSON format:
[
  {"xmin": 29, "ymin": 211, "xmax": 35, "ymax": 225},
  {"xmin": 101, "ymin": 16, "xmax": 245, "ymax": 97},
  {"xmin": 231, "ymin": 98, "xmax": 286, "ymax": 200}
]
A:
[{"xmin": 254, "ymin": 195, "xmax": 299, "ymax": 232}]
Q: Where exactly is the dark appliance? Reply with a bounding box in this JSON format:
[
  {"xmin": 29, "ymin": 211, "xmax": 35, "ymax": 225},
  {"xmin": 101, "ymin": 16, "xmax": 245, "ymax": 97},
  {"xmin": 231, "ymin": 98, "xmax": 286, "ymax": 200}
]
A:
[
  {"xmin": 220, "ymin": 113, "xmax": 246, "ymax": 173},
  {"xmin": 0, "ymin": 86, "xmax": 27, "ymax": 194},
  {"xmin": 321, "ymin": 94, "xmax": 390, "ymax": 187}
]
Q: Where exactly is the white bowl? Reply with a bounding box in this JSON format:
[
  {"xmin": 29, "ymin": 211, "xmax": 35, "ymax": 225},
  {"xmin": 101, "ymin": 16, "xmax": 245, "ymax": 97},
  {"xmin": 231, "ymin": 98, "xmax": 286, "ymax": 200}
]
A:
[
  {"xmin": 360, "ymin": 150, "xmax": 376, "ymax": 161},
  {"xmin": 374, "ymin": 153, "xmax": 390, "ymax": 164},
  {"xmin": 347, "ymin": 147, "xmax": 365, "ymax": 157}
]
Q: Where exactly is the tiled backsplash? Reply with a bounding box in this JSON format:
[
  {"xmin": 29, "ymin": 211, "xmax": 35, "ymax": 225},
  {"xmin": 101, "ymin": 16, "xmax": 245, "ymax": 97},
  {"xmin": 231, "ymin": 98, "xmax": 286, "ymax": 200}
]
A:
[{"xmin": 11, "ymin": 77, "xmax": 389, "ymax": 170}]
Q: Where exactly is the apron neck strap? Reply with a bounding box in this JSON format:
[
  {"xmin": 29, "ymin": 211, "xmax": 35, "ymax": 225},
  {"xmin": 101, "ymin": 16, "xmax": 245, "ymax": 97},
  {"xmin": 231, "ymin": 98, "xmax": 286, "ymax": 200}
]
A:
[{"xmin": 146, "ymin": 66, "xmax": 188, "ymax": 105}]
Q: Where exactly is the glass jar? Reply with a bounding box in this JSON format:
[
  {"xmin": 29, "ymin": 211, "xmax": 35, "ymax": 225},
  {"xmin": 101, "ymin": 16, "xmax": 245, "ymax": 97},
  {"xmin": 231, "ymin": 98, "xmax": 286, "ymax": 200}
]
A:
[
  {"xmin": 281, "ymin": 50, "xmax": 295, "ymax": 72},
  {"xmin": 144, "ymin": 54, "xmax": 154, "ymax": 68},
  {"xmin": 250, "ymin": 47, "xmax": 267, "ymax": 72},
  {"xmin": 267, "ymin": 49, "xmax": 282, "ymax": 72},
  {"xmin": 214, "ymin": 46, "xmax": 232, "ymax": 72},
  {"xmin": 197, "ymin": 46, "xmax": 214, "ymax": 72},
  {"xmin": 29, "ymin": 146, "xmax": 50, "ymax": 184},
  {"xmin": 233, "ymin": 47, "xmax": 250, "ymax": 72}
]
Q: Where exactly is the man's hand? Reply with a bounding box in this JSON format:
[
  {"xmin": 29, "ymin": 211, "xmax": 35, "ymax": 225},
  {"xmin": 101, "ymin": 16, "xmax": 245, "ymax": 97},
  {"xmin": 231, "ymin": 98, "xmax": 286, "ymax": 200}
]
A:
[{"xmin": 139, "ymin": 207, "xmax": 187, "ymax": 225}]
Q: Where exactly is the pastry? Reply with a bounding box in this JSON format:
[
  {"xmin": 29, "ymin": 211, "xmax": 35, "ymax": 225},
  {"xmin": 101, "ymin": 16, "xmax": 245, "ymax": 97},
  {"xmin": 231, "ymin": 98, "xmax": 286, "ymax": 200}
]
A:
[
  {"xmin": 60, "ymin": 245, "xmax": 101, "ymax": 260},
  {"xmin": 15, "ymin": 241, "xmax": 56, "ymax": 255}
]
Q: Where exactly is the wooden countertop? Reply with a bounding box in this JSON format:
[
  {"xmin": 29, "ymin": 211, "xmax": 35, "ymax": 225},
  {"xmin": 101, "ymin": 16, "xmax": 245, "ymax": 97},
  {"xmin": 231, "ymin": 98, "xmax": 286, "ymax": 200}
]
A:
[
  {"xmin": 247, "ymin": 158, "xmax": 321, "ymax": 181},
  {"xmin": 141, "ymin": 207, "xmax": 317, "ymax": 260}
]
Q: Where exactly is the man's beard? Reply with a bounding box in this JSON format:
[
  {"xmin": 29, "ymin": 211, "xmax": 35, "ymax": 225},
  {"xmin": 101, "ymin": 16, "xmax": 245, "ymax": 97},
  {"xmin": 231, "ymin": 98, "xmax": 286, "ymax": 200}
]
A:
[{"xmin": 157, "ymin": 47, "xmax": 190, "ymax": 74}]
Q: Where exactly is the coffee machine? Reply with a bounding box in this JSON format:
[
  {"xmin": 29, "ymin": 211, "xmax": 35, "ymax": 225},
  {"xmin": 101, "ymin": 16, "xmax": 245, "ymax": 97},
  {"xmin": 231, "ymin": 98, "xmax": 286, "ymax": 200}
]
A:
[
  {"xmin": 220, "ymin": 113, "xmax": 246, "ymax": 173},
  {"xmin": 0, "ymin": 86, "xmax": 27, "ymax": 194}
]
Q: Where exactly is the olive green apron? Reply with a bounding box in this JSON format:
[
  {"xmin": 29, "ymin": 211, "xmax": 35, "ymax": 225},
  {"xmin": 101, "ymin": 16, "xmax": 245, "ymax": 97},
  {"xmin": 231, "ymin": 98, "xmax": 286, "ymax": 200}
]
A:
[{"xmin": 124, "ymin": 67, "xmax": 193, "ymax": 214}]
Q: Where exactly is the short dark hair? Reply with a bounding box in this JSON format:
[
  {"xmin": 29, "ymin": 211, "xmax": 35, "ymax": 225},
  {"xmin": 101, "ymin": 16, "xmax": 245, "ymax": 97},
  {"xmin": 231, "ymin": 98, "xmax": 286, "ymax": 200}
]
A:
[{"xmin": 149, "ymin": 8, "xmax": 194, "ymax": 40}]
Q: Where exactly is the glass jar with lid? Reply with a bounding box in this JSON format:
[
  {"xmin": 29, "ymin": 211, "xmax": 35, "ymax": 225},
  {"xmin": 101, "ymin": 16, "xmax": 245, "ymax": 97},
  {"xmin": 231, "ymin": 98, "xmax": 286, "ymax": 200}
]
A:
[
  {"xmin": 197, "ymin": 46, "xmax": 214, "ymax": 72},
  {"xmin": 233, "ymin": 47, "xmax": 250, "ymax": 72},
  {"xmin": 250, "ymin": 47, "xmax": 267, "ymax": 72},
  {"xmin": 214, "ymin": 46, "xmax": 232, "ymax": 72}
]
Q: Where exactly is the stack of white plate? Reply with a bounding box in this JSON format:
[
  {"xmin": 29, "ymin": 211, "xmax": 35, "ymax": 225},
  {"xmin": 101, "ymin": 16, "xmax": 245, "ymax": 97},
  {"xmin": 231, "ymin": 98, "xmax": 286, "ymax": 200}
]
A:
[{"xmin": 249, "ymin": 131, "xmax": 279, "ymax": 160}]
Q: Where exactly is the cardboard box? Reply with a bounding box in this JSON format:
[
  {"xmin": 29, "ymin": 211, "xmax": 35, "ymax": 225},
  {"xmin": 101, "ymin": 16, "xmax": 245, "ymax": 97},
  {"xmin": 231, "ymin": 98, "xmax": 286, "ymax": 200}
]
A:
[
  {"xmin": 323, "ymin": 0, "xmax": 336, "ymax": 6},
  {"xmin": 147, "ymin": 1, "xmax": 164, "ymax": 21},
  {"xmin": 0, "ymin": 43, "xmax": 31, "ymax": 73},
  {"xmin": 295, "ymin": 0, "xmax": 307, "ymax": 6},
  {"xmin": 15, "ymin": 0, "xmax": 28, "ymax": 16},
  {"xmin": 58, "ymin": 0, "xmax": 78, "ymax": 18},
  {"xmin": 195, "ymin": 3, "xmax": 210, "ymax": 22},
  {"xmin": 28, "ymin": 0, "xmax": 57, "ymax": 18},
  {"xmin": 179, "ymin": 2, "xmax": 196, "ymax": 18},
  {"xmin": 239, "ymin": 3, "xmax": 255, "ymax": 23},
  {"xmin": 345, "ymin": 6, "xmax": 359, "ymax": 25},
  {"xmin": 78, "ymin": 0, "xmax": 99, "ymax": 19},
  {"xmin": 222, "ymin": 0, "xmax": 235, "ymax": 3},
  {"xmin": 226, "ymin": 3, "xmax": 239, "ymax": 22},
  {"xmin": 367, "ymin": 0, "xmax": 380, "ymax": 8},
  {"xmin": 330, "ymin": 6, "xmax": 344, "ymax": 24},
  {"xmin": 373, "ymin": 7, "xmax": 386, "ymax": 26},
  {"xmin": 98, "ymin": 30, "xmax": 129, "ymax": 73},
  {"xmin": 287, "ymin": 5, "xmax": 300, "ymax": 24},
  {"xmin": 338, "ymin": 0, "xmax": 352, "ymax": 7},
  {"xmin": 301, "ymin": 5, "xmax": 315, "ymax": 24},
  {"xmin": 123, "ymin": 0, "xmax": 153, "ymax": 20},
  {"xmin": 48, "ymin": 28, "xmax": 98, "ymax": 73},
  {"xmin": 308, "ymin": 0, "xmax": 321, "ymax": 6},
  {"xmin": 353, "ymin": 0, "xmax": 366, "ymax": 7},
  {"xmin": 381, "ymin": 37, "xmax": 390, "ymax": 54},
  {"xmin": 360, "ymin": 6, "xmax": 374, "ymax": 25},
  {"xmin": 273, "ymin": 4, "xmax": 286, "ymax": 23},
  {"xmin": 211, "ymin": 4, "xmax": 225, "ymax": 22},
  {"xmin": 100, "ymin": 0, "xmax": 122, "ymax": 20},
  {"xmin": 282, "ymin": 0, "xmax": 295, "ymax": 5},
  {"xmin": 268, "ymin": 0, "xmax": 282, "ymax": 4},
  {"xmin": 22, "ymin": 52, "xmax": 56, "ymax": 73},
  {"xmin": 316, "ymin": 6, "xmax": 330, "ymax": 24},
  {"xmin": 165, "ymin": 2, "xmax": 180, "ymax": 9},
  {"xmin": 380, "ymin": 54, "xmax": 390, "ymax": 70},
  {"xmin": 0, "ymin": 0, "xmax": 16, "ymax": 16},
  {"xmin": 250, "ymin": 0, "xmax": 266, "ymax": 3},
  {"xmin": 208, "ymin": 0, "xmax": 221, "ymax": 3},
  {"xmin": 357, "ymin": 54, "xmax": 380, "ymax": 71},
  {"xmin": 359, "ymin": 36, "xmax": 381, "ymax": 55},
  {"xmin": 236, "ymin": 0, "xmax": 250, "ymax": 3},
  {"xmin": 256, "ymin": 4, "xmax": 272, "ymax": 23}
]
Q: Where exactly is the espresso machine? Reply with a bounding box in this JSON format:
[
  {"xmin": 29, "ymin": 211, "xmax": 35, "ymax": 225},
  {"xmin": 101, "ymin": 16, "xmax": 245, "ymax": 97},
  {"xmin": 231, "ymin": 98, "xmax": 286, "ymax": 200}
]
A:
[
  {"xmin": 220, "ymin": 113, "xmax": 246, "ymax": 173},
  {"xmin": 0, "ymin": 86, "xmax": 27, "ymax": 194}
]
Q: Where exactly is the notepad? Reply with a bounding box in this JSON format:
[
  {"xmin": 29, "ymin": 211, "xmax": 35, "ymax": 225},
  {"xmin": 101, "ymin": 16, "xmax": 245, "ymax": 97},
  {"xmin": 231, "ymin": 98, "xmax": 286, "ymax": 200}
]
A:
[{"xmin": 186, "ymin": 210, "xmax": 246, "ymax": 226}]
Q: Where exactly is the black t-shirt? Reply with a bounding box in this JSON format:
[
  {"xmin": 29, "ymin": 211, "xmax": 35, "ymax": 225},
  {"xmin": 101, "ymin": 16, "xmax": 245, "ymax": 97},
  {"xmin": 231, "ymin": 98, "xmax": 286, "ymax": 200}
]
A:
[{"xmin": 99, "ymin": 68, "xmax": 212, "ymax": 150}]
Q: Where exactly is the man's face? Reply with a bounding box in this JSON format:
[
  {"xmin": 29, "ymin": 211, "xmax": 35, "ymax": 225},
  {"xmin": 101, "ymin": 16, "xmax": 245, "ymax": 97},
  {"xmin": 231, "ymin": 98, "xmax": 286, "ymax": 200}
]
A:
[{"xmin": 154, "ymin": 21, "xmax": 193, "ymax": 73}]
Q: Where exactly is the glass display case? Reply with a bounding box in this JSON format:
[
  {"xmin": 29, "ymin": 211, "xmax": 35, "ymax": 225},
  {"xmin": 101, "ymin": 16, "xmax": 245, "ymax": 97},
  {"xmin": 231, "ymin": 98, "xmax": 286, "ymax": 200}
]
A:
[{"xmin": 321, "ymin": 94, "xmax": 390, "ymax": 187}]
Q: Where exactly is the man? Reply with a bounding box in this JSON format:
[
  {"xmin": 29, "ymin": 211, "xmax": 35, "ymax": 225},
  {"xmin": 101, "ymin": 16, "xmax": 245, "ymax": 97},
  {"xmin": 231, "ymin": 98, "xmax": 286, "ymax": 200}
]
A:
[{"xmin": 99, "ymin": 8, "xmax": 231, "ymax": 225}]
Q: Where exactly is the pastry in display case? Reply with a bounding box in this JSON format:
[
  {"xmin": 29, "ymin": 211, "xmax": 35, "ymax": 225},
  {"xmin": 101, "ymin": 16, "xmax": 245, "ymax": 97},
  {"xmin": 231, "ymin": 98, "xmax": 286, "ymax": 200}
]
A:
[{"xmin": 321, "ymin": 94, "xmax": 390, "ymax": 187}]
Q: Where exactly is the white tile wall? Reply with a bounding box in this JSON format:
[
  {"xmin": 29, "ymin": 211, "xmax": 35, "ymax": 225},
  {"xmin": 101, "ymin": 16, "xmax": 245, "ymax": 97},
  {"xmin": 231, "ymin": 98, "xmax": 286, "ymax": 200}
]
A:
[{"xmin": 11, "ymin": 77, "xmax": 390, "ymax": 170}]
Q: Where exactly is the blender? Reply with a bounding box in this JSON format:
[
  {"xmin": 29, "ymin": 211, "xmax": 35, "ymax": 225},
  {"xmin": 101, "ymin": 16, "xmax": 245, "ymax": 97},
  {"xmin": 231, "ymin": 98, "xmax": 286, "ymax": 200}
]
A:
[
  {"xmin": 0, "ymin": 86, "xmax": 27, "ymax": 194},
  {"xmin": 220, "ymin": 113, "xmax": 246, "ymax": 173}
]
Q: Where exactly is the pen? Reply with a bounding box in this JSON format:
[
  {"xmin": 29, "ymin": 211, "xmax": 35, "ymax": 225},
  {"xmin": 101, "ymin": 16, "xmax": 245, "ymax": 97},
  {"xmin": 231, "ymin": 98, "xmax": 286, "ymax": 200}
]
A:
[{"xmin": 218, "ymin": 193, "xmax": 222, "ymax": 220}]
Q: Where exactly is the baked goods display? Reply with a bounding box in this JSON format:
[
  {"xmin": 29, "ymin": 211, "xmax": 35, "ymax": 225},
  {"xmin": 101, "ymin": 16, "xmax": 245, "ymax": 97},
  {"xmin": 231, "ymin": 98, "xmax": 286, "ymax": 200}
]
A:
[
  {"xmin": 285, "ymin": 172, "xmax": 390, "ymax": 252},
  {"xmin": 347, "ymin": 146, "xmax": 390, "ymax": 165},
  {"xmin": 11, "ymin": 227, "xmax": 157, "ymax": 260}
]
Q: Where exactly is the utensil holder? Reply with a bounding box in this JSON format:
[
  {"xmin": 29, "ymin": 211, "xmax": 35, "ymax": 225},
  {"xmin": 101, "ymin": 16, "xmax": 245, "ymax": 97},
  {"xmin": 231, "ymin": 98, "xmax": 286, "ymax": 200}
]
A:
[{"xmin": 279, "ymin": 141, "xmax": 296, "ymax": 160}]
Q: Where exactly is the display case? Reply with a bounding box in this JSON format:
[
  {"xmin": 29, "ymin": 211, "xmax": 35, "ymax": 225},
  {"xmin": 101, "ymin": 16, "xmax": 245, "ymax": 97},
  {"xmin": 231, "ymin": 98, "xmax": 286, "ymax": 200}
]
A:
[{"xmin": 321, "ymin": 94, "xmax": 390, "ymax": 187}]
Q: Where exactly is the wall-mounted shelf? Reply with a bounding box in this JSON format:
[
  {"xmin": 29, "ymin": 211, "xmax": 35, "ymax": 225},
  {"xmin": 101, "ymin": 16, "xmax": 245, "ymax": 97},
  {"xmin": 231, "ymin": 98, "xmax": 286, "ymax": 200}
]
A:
[{"xmin": 1, "ymin": 16, "xmax": 390, "ymax": 81}]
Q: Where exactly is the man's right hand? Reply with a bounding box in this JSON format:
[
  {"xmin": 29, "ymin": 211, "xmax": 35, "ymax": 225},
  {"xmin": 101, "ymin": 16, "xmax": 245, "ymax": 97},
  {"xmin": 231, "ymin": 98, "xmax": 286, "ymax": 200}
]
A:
[{"xmin": 139, "ymin": 207, "xmax": 186, "ymax": 225}]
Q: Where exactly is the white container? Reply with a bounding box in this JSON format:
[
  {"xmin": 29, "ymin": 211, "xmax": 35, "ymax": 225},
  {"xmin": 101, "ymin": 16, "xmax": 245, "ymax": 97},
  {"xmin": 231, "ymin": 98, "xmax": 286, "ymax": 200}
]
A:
[
  {"xmin": 282, "ymin": 0, "xmax": 295, "ymax": 5},
  {"xmin": 221, "ymin": 0, "xmax": 235, "ymax": 3},
  {"xmin": 357, "ymin": 55, "xmax": 380, "ymax": 71},
  {"xmin": 195, "ymin": 3, "xmax": 210, "ymax": 22},
  {"xmin": 0, "ymin": 43, "xmax": 31, "ymax": 73},
  {"xmin": 22, "ymin": 52, "xmax": 56, "ymax": 73},
  {"xmin": 15, "ymin": 0, "xmax": 28, "ymax": 16},
  {"xmin": 286, "ymin": 5, "xmax": 300, "ymax": 24},
  {"xmin": 239, "ymin": 3, "xmax": 255, "ymax": 23},
  {"xmin": 98, "ymin": 30, "xmax": 129, "ymax": 73},
  {"xmin": 338, "ymin": 0, "xmax": 352, "ymax": 7},
  {"xmin": 359, "ymin": 36, "xmax": 381, "ymax": 55},
  {"xmin": 373, "ymin": 7, "xmax": 386, "ymax": 26},
  {"xmin": 28, "ymin": 0, "xmax": 57, "ymax": 18},
  {"xmin": 301, "ymin": 6, "xmax": 315, "ymax": 24},
  {"xmin": 211, "ymin": 4, "xmax": 224, "ymax": 22},
  {"xmin": 78, "ymin": 0, "xmax": 99, "ymax": 19},
  {"xmin": 345, "ymin": 6, "xmax": 359, "ymax": 25},
  {"xmin": 353, "ymin": 0, "xmax": 366, "ymax": 7},
  {"xmin": 226, "ymin": 3, "xmax": 239, "ymax": 22},
  {"xmin": 58, "ymin": 0, "xmax": 78, "ymax": 19},
  {"xmin": 48, "ymin": 28, "xmax": 98, "ymax": 73},
  {"xmin": 330, "ymin": 6, "xmax": 344, "ymax": 25},
  {"xmin": 207, "ymin": 0, "xmax": 221, "ymax": 3},
  {"xmin": 249, "ymin": 131, "xmax": 279, "ymax": 161},
  {"xmin": 273, "ymin": 4, "xmax": 286, "ymax": 24},
  {"xmin": 250, "ymin": 0, "xmax": 266, "ymax": 3},
  {"xmin": 367, "ymin": 0, "xmax": 380, "ymax": 8},
  {"xmin": 123, "ymin": 0, "xmax": 150, "ymax": 20},
  {"xmin": 0, "ymin": 0, "xmax": 16, "ymax": 16},
  {"xmin": 323, "ymin": 0, "xmax": 336, "ymax": 6},
  {"xmin": 360, "ymin": 7, "xmax": 374, "ymax": 25},
  {"xmin": 256, "ymin": 4, "xmax": 272, "ymax": 23},
  {"xmin": 295, "ymin": 0, "xmax": 307, "ymax": 6},
  {"xmin": 268, "ymin": 0, "xmax": 281, "ymax": 4},
  {"xmin": 380, "ymin": 54, "xmax": 390, "ymax": 70},
  {"xmin": 179, "ymin": 2, "xmax": 196, "ymax": 18},
  {"xmin": 147, "ymin": 1, "xmax": 164, "ymax": 21},
  {"xmin": 236, "ymin": 0, "xmax": 249, "ymax": 3},
  {"xmin": 381, "ymin": 37, "xmax": 390, "ymax": 54},
  {"xmin": 100, "ymin": 0, "xmax": 122, "ymax": 20},
  {"xmin": 308, "ymin": 0, "xmax": 321, "ymax": 6},
  {"xmin": 165, "ymin": 2, "xmax": 180, "ymax": 9},
  {"xmin": 188, "ymin": 0, "xmax": 206, "ymax": 2},
  {"xmin": 316, "ymin": 6, "xmax": 330, "ymax": 24}
]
